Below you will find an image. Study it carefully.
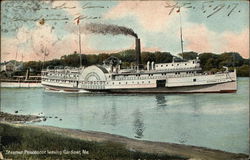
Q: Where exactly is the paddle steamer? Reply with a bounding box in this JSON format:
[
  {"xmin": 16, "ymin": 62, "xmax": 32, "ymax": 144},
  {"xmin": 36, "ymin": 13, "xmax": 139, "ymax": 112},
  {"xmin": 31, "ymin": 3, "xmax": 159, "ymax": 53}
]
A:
[{"xmin": 41, "ymin": 38, "xmax": 237, "ymax": 93}]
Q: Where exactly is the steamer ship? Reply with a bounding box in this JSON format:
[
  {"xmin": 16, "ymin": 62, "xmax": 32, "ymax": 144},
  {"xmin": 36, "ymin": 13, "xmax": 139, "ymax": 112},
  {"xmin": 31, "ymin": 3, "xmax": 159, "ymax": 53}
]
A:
[{"xmin": 41, "ymin": 38, "xmax": 237, "ymax": 93}]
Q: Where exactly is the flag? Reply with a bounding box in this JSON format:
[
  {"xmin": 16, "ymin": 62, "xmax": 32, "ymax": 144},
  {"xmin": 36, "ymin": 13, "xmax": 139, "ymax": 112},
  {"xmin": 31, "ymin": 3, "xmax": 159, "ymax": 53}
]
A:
[{"xmin": 76, "ymin": 18, "xmax": 80, "ymax": 25}]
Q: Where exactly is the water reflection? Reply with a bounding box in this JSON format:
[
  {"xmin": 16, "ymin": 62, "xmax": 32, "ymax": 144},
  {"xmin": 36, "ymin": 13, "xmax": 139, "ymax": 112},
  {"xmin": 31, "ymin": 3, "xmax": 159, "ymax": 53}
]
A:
[
  {"xmin": 110, "ymin": 103, "xmax": 117, "ymax": 126},
  {"xmin": 155, "ymin": 95, "xmax": 167, "ymax": 110},
  {"xmin": 190, "ymin": 95, "xmax": 201, "ymax": 117},
  {"xmin": 133, "ymin": 109, "xmax": 145, "ymax": 139},
  {"xmin": 102, "ymin": 100, "xmax": 117, "ymax": 127}
]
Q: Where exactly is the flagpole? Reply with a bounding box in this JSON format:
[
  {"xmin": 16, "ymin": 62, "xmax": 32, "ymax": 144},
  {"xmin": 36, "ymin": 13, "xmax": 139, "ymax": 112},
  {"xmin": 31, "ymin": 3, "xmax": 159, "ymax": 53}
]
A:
[
  {"xmin": 78, "ymin": 18, "xmax": 82, "ymax": 67},
  {"xmin": 15, "ymin": 46, "xmax": 18, "ymax": 68}
]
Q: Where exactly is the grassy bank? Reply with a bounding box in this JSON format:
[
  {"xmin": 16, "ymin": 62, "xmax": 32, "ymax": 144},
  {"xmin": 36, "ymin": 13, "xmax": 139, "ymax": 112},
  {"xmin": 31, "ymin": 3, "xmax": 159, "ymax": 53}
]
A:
[
  {"xmin": 0, "ymin": 122, "xmax": 248, "ymax": 160},
  {"xmin": 0, "ymin": 122, "xmax": 186, "ymax": 160}
]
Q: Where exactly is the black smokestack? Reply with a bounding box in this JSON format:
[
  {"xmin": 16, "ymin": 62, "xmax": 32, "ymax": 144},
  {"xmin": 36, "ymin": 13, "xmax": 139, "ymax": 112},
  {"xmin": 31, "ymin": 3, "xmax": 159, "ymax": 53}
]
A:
[
  {"xmin": 83, "ymin": 23, "xmax": 138, "ymax": 38},
  {"xmin": 82, "ymin": 23, "xmax": 142, "ymax": 68},
  {"xmin": 135, "ymin": 38, "xmax": 142, "ymax": 69}
]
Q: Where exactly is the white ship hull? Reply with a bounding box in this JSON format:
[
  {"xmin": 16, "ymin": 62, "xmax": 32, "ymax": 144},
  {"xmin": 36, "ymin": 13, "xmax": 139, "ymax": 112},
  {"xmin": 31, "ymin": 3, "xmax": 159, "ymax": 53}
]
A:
[
  {"xmin": 42, "ymin": 80, "xmax": 236, "ymax": 94},
  {"xmin": 105, "ymin": 81, "xmax": 237, "ymax": 93}
]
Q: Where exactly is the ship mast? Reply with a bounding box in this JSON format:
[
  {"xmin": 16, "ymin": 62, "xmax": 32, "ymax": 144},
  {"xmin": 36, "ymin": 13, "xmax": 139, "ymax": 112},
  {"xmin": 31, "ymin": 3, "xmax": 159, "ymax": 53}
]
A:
[
  {"xmin": 77, "ymin": 17, "xmax": 82, "ymax": 67},
  {"xmin": 178, "ymin": 8, "xmax": 184, "ymax": 59}
]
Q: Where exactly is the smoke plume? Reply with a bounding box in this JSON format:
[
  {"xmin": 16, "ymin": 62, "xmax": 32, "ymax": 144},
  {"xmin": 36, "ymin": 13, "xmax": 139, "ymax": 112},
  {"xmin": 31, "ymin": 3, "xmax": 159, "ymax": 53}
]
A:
[{"xmin": 82, "ymin": 23, "xmax": 138, "ymax": 38}]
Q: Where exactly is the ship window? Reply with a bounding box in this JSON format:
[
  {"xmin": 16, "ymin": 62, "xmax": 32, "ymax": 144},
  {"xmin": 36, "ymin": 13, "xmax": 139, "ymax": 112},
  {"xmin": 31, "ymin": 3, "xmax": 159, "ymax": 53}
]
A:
[
  {"xmin": 193, "ymin": 78, "xmax": 196, "ymax": 82},
  {"xmin": 193, "ymin": 61, "xmax": 195, "ymax": 64},
  {"xmin": 156, "ymin": 65, "xmax": 158, "ymax": 67},
  {"xmin": 148, "ymin": 81, "xmax": 150, "ymax": 83},
  {"xmin": 185, "ymin": 63, "xmax": 187, "ymax": 65},
  {"xmin": 126, "ymin": 82, "xmax": 127, "ymax": 84},
  {"xmin": 119, "ymin": 82, "xmax": 121, "ymax": 84},
  {"xmin": 161, "ymin": 65, "xmax": 163, "ymax": 67},
  {"xmin": 166, "ymin": 65, "xmax": 168, "ymax": 67},
  {"xmin": 142, "ymin": 81, "xmax": 144, "ymax": 83},
  {"xmin": 112, "ymin": 82, "xmax": 114, "ymax": 85},
  {"xmin": 177, "ymin": 64, "xmax": 179, "ymax": 66},
  {"xmin": 172, "ymin": 64, "xmax": 174, "ymax": 66}
]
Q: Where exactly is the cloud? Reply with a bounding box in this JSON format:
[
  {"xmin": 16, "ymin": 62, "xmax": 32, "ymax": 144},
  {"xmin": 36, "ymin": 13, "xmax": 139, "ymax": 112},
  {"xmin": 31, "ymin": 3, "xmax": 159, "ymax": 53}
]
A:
[
  {"xmin": 183, "ymin": 23, "xmax": 249, "ymax": 58},
  {"xmin": 104, "ymin": 1, "xmax": 180, "ymax": 32},
  {"xmin": 30, "ymin": 24, "xmax": 58, "ymax": 57},
  {"xmin": 222, "ymin": 29, "xmax": 249, "ymax": 58},
  {"xmin": 2, "ymin": 1, "xmax": 248, "ymax": 62},
  {"xmin": 1, "ymin": 37, "xmax": 18, "ymax": 62},
  {"xmin": 104, "ymin": 1, "xmax": 249, "ymax": 58},
  {"xmin": 1, "ymin": 24, "xmax": 111, "ymax": 62},
  {"xmin": 183, "ymin": 24, "xmax": 214, "ymax": 53}
]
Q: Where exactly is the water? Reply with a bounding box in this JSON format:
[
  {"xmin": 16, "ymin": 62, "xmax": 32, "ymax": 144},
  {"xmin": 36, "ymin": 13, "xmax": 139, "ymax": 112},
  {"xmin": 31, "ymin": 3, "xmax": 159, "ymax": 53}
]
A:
[{"xmin": 1, "ymin": 78, "xmax": 249, "ymax": 154}]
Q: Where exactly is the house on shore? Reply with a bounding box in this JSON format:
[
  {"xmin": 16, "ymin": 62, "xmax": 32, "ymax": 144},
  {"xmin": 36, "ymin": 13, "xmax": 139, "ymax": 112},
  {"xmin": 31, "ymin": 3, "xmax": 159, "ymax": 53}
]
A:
[{"xmin": 0, "ymin": 61, "xmax": 24, "ymax": 72}]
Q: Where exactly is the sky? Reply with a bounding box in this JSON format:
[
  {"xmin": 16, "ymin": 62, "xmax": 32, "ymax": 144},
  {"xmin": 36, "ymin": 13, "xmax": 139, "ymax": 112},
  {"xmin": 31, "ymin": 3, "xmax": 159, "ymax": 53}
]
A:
[{"xmin": 1, "ymin": 0, "xmax": 249, "ymax": 62}]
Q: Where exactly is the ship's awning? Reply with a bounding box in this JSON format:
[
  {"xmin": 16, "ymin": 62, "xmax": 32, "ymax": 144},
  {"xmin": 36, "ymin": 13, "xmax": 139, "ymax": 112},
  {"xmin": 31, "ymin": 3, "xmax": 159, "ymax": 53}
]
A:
[{"xmin": 96, "ymin": 65, "xmax": 109, "ymax": 73}]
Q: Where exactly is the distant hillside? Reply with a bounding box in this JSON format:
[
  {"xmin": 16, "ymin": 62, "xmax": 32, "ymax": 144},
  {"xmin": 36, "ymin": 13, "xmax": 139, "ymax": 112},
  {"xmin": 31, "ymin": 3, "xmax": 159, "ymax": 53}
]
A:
[{"xmin": 5, "ymin": 50, "xmax": 250, "ymax": 77}]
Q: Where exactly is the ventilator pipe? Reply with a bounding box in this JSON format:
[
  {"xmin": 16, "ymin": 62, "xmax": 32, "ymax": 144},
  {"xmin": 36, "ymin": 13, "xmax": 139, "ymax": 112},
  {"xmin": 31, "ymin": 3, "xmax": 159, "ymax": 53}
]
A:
[
  {"xmin": 151, "ymin": 61, "xmax": 155, "ymax": 70},
  {"xmin": 147, "ymin": 61, "xmax": 150, "ymax": 71}
]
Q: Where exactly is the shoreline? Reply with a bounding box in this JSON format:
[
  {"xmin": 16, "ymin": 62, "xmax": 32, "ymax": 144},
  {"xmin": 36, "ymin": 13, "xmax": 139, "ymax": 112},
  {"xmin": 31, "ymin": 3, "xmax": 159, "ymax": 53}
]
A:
[
  {"xmin": 0, "ymin": 112, "xmax": 45, "ymax": 123},
  {"xmin": 0, "ymin": 121, "xmax": 248, "ymax": 160}
]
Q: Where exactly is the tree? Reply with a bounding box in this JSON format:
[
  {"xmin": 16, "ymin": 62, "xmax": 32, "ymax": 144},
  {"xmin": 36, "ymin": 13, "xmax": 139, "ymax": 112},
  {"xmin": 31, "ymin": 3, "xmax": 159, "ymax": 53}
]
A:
[
  {"xmin": 178, "ymin": 51, "xmax": 198, "ymax": 60},
  {"xmin": 218, "ymin": 52, "xmax": 244, "ymax": 67},
  {"xmin": 141, "ymin": 52, "xmax": 156, "ymax": 64},
  {"xmin": 237, "ymin": 65, "xmax": 250, "ymax": 77},
  {"xmin": 154, "ymin": 52, "xmax": 172, "ymax": 63},
  {"xmin": 199, "ymin": 53, "xmax": 219, "ymax": 70}
]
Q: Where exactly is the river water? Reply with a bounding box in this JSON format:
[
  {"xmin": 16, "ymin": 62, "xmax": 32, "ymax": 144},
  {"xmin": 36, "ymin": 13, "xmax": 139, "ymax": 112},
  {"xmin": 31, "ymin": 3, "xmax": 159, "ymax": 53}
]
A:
[{"xmin": 1, "ymin": 78, "xmax": 249, "ymax": 154}]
